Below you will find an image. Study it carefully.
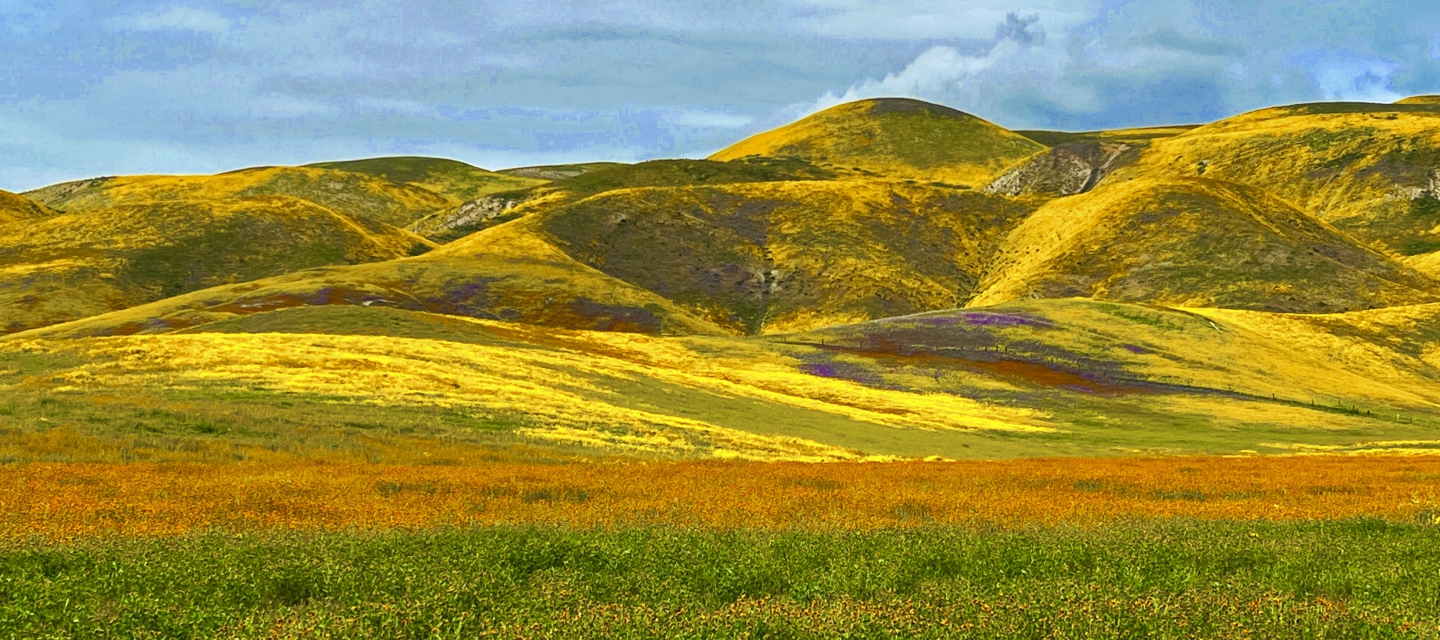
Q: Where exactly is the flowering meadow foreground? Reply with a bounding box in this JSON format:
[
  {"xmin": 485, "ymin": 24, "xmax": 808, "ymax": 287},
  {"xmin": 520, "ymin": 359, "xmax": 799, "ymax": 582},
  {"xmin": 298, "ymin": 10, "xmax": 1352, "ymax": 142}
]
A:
[{"xmin": 2, "ymin": 454, "xmax": 1439, "ymax": 638}]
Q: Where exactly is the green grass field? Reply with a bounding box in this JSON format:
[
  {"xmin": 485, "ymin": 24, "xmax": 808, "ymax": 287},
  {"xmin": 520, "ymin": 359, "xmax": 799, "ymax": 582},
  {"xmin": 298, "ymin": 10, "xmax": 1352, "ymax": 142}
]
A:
[{"xmin": 3, "ymin": 521, "xmax": 1437, "ymax": 638}]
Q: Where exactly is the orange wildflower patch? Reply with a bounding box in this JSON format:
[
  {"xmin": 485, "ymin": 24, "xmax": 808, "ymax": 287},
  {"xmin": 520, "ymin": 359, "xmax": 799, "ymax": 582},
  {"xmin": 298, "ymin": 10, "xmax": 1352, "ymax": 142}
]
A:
[{"xmin": 3, "ymin": 455, "xmax": 1438, "ymax": 542}]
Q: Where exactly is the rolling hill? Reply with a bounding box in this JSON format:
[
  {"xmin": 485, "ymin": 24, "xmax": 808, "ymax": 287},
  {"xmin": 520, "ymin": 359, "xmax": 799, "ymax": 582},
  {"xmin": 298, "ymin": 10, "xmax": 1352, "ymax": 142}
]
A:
[
  {"xmin": 1395, "ymin": 95, "xmax": 1440, "ymax": 106},
  {"xmin": 14, "ymin": 95, "xmax": 1440, "ymax": 461},
  {"xmin": 969, "ymin": 177, "xmax": 1440, "ymax": 312},
  {"xmin": 11, "ymin": 95, "xmax": 1440, "ymax": 461},
  {"xmin": 7, "ymin": 297, "xmax": 1440, "ymax": 460},
  {"xmin": 10, "ymin": 171, "xmax": 1035, "ymax": 338},
  {"xmin": 0, "ymin": 189, "xmax": 56, "ymax": 225},
  {"xmin": 536, "ymin": 179, "xmax": 1034, "ymax": 333},
  {"xmin": 306, "ymin": 156, "xmax": 548, "ymax": 202},
  {"xmin": 9, "ymin": 214, "xmax": 725, "ymax": 339},
  {"xmin": 3, "ymin": 166, "xmax": 461, "ymax": 333},
  {"xmin": 0, "ymin": 196, "xmax": 432, "ymax": 333},
  {"xmin": 25, "ymin": 166, "xmax": 453, "ymax": 228},
  {"xmin": 405, "ymin": 158, "xmax": 839, "ymax": 242},
  {"xmin": 710, "ymin": 98, "xmax": 1045, "ymax": 187},
  {"xmin": 1109, "ymin": 100, "xmax": 1440, "ymax": 276}
]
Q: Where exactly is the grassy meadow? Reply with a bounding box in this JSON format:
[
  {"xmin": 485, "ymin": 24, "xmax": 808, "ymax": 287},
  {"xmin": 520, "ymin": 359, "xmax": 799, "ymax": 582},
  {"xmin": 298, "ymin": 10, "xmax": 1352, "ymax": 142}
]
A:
[
  {"xmin": 6, "ymin": 521, "xmax": 1440, "ymax": 639},
  {"xmin": 3, "ymin": 307, "xmax": 1440, "ymax": 637}
]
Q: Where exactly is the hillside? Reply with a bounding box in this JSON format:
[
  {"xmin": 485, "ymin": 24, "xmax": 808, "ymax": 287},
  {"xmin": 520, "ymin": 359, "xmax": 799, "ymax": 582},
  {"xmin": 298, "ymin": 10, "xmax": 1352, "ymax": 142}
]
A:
[
  {"xmin": 1395, "ymin": 95, "xmax": 1440, "ymax": 106},
  {"xmin": 1014, "ymin": 125, "xmax": 1201, "ymax": 147},
  {"xmin": 536, "ymin": 179, "xmax": 1034, "ymax": 334},
  {"xmin": 1109, "ymin": 100, "xmax": 1440, "ymax": 275},
  {"xmin": 792, "ymin": 298, "xmax": 1440, "ymax": 411},
  {"xmin": 306, "ymin": 156, "xmax": 547, "ymax": 202},
  {"xmin": 9, "ymin": 216, "xmax": 725, "ymax": 339},
  {"xmin": 8, "ymin": 298, "xmax": 1440, "ymax": 459},
  {"xmin": 406, "ymin": 158, "xmax": 838, "ymax": 243},
  {"xmin": 710, "ymin": 98, "xmax": 1045, "ymax": 187},
  {"xmin": 969, "ymin": 177, "xmax": 1440, "ymax": 312},
  {"xmin": 0, "ymin": 196, "xmax": 431, "ymax": 333},
  {"xmin": 0, "ymin": 189, "xmax": 56, "ymax": 225},
  {"xmin": 25, "ymin": 166, "xmax": 453, "ymax": 228}
]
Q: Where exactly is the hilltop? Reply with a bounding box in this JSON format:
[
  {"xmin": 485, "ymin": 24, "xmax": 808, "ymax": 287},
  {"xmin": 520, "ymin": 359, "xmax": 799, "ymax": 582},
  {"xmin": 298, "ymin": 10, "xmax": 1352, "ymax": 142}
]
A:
[
  {"xmin": 25, "ymin": 166, "xmax": 453, "ymax": 228},
  {"xmin": 306, "ymin": 156, "xmax": 547, "ymax": 202},
  {"xmin": 710, "ymin": 98, "xmax": 1045, "ymax": 187}
]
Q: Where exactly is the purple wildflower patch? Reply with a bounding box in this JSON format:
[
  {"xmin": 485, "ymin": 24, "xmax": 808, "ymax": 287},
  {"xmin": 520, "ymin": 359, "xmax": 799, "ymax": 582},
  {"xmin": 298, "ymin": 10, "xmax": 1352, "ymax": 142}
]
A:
[
  {"xmin": 1122, "ymin": 345, "xmax": 1149, "ymax": 354},
  {"xmin": 959, "ymin": 312, "xmax": 1050, "ymax": 328},
  {"xmin": 803, "ymin": 363, "xmax": 839, "ymax": 378}
]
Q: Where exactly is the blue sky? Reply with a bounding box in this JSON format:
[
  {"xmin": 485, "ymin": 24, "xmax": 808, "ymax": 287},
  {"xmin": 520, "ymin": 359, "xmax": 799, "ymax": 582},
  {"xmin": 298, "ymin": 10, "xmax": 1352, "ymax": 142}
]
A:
[{"xmin": 3, "ymin": 0, "xmax": 1440, "ymax": 191}]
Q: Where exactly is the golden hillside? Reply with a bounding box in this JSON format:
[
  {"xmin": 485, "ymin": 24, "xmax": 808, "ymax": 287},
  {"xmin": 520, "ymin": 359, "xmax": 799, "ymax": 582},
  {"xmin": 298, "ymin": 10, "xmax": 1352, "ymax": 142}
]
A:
[
  {"xmin": 7, "ymin": 298, "xmax": 1440, "ymax": 460},
  {"xmin": 536, "ymin": 179, "xmax": 1034, "ymax": 334},
  {"xmin": 1396, "ymin": 95, "xmax": 1440, "ymax": 105},
  {"xmin": 710, "ymin": 98, "xmax": 1045, "ymax": 187},
  {"xmin": 306, "ymin": 156, "xmax": 548, "ymax": 202},
  {"xmin": 9, "ymin": 175, "xmax": 1037, "ymax": 338},
  {"xmin": 404, "ymin": 158, "xmax": 839, "ymax": 242},
  {"xmin": 0, "ymin": 189, "xmax": 56, "ymax": 225},
  {"xmin": 10, "ymin": 215, "xmax": 725, "ymax": 339},
  {"xmin": 25, "ymin": 166, "xmax": 453, "ymax": 228},
  {"xmin": 0, "ymin": 196, "xmax": 431, "ymax": 333},
  {"xmin": 1109, "ymin": 101, "xmax": 1440, "ymax": 275},
  {"xmin": 969, "ymin": 177, "xmax": 1440, "ymax": 312}
]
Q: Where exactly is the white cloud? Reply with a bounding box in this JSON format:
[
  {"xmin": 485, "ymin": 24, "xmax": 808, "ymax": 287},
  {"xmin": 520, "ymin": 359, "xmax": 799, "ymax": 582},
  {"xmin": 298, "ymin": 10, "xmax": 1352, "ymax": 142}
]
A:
[
  {"xmin": 798, "ymin": 36, "xmax": 1091, "ymax": 124},
  {"xmin": 1305, "ymin": 53, "xmax": 1403, "ymax": 102},
  {"xmin": 666, "ymin": 110, "xmax": 754, "ymax": 129},
  {"xmin": 109, "ymin": 6, "xmax": 234, "ymax": 36}
]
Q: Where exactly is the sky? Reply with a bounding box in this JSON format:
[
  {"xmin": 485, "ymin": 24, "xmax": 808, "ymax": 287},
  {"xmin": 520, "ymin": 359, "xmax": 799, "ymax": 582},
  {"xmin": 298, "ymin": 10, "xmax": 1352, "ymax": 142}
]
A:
[{"xmin": 3, "ymin": 0, "xmax": 1440, "ymax": 191}]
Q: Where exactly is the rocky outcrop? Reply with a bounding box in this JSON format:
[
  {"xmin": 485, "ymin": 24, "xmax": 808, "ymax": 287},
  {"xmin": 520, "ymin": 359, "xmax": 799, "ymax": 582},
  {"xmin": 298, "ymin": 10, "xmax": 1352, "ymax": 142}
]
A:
[
  {"xmin": 984, "ymin": 142, "xmax": 1142, "ymax": 197},
  {"xmin": 407, "ymin": 195, "xmax": 521, "ymax": 239}
]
